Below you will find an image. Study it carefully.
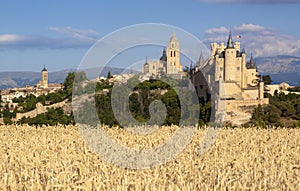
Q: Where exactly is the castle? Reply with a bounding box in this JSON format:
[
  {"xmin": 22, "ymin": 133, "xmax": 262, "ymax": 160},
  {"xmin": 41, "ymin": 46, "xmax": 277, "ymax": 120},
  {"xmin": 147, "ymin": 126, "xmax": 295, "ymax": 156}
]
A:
[
  {"xmin": 142, "ymin": 32, "xmax": 269, "ymax": 126},
  {"xmin": 191, "ymin": 33, "xmax": 269, "ymax": 125},
  {"xmin": 142, "ymin": 32, "xmax": 184, "ymax": 79}
]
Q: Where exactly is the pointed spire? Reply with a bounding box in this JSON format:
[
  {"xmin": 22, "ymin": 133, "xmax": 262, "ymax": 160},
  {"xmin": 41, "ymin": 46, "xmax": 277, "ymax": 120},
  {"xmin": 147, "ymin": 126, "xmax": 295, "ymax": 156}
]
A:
[
  {"xmin": 227, "ymin": 32, "xmax": 234, "ymax": 48},
  {"xmin": 42, "ymin": 65, "xmax": 47, "ymax": 72},
  {"xmin": 145, "ymin": 56, "xmax": 149, "ymax": 64},
  {"xmin": 189, "ymin": 61, "xmax": 193, "ymax": 74},
  {"xmin": 170, "ymin": 31, "xmax": 178, "ymax": 42},
  {"xmin": 198, "ymin": 51, "xmax": 204, "ymax": 66},
  {"xmin": 172, "ymin": 31, "xmax": 176, "ymax": 38},
  {"xmin": 246, "ymin": 53, "xmax": 257, "ymax": 69},
  {"xmin": 242, "ymin": 48, "xmax": 245, "ymax": 54},
  {"xmin": 250, "ymin": 53, "xmax": 254, "ymax": 65},
  {"xmin": 160, "ymin": 47, "xmax": 167, "ymax": 61}
]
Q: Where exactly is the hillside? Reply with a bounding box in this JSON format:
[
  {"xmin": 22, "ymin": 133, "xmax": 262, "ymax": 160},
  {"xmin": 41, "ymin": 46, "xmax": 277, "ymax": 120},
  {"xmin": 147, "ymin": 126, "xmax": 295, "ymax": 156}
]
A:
[
  {"xmin": 1, "ymin": 55, "xmax": 300, "ymax": 89},
  {"xmin": 0, "ymin": 67, "xmax": 130, "ymax": 89}
]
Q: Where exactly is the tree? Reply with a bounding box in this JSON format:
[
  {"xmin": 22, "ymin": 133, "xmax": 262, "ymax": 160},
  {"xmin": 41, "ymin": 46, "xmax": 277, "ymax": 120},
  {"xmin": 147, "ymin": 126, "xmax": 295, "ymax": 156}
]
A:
[
  {"xmin": 262, "ymin": 75, "xmax": 272, "ymax": 85},
  {"xmin": 63, "ymin": 72, "xmax": 75, "ymax": 91},
  {"xmin": 251, "ymin": 104, "xmax": 267, "ymax": 127},
  {"xmin": 107, "ymin": 71, "xmax": 112, "ymax": 78}
]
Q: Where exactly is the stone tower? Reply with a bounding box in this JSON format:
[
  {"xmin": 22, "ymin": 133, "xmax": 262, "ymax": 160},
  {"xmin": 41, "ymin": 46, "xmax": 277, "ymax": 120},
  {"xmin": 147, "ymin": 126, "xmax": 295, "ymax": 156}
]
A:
[
  {"xmin": 224, "ymin": 33, "xmax": 238, "ymax": 82},
  {"xmin": 167, "ymin": 32, "xmax": 182, "ymax": 74},
  {"xmin": 41, "ymin": 66, "xmax": 48, "ymax": 88}
]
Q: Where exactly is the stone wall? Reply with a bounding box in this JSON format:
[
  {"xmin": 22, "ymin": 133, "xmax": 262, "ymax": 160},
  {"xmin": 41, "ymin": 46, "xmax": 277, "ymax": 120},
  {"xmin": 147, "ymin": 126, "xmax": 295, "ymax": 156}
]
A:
[
  {"xmin": 15, "ymin": 100, "xmax": 67, "ymax": 121},
  {"xmin": 223, "ymin": 98, "xmax": 269, "ymax": 126}
]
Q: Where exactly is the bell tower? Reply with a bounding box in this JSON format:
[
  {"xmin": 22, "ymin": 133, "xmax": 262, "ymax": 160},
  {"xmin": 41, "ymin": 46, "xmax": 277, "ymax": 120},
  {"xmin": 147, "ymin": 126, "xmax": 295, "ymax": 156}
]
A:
[
  {"xmin": 167, "ymin": 32, "xmax": 182, "ymax": 74},
  {"xmin": 41, "ymin": 66, "xmax": 48, "ymax": 88}
]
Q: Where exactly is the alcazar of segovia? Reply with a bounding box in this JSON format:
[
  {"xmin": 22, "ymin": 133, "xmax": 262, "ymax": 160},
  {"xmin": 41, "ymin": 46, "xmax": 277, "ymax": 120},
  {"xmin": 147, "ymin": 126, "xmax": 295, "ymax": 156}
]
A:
[{"xmin": 142, "ymin": 32, "xmax": 269, "ymax": 125}]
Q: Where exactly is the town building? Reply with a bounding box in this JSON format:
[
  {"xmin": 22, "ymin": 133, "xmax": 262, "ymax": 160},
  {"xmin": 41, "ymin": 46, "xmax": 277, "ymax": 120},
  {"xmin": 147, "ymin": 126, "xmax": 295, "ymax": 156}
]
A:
[{"xmin": 1, "ymin": 66, "xmax": 63, "ymax": 104}]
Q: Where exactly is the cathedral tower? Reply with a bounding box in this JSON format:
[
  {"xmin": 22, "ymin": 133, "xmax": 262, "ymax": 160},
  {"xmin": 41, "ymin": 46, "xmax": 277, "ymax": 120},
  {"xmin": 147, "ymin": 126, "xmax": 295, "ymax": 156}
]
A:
[{"xmin": 167, "ymin": 32, "xmax": 182, "ymax": 74}]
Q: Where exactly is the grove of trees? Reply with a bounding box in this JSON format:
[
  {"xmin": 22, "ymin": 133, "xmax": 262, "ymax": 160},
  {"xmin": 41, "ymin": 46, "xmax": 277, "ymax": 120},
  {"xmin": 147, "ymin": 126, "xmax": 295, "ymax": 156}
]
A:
[{"xmin": 250, "ymin": 92, "xmax": 300, "ymax": 128}]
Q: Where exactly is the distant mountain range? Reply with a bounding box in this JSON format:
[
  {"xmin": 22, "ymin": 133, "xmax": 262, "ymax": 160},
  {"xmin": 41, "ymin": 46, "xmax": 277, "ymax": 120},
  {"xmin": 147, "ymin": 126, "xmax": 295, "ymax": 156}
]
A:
[
  {"xmin": 256, "ymin": 55, "xmax": 300, "ymax": 85},
  {"xmin": 0, "ymin": 55, "xmax": 299, "ymax": 89},
  {"xmin": 0, "ymin": 67, "xmax": 131, "ymax": 89}
]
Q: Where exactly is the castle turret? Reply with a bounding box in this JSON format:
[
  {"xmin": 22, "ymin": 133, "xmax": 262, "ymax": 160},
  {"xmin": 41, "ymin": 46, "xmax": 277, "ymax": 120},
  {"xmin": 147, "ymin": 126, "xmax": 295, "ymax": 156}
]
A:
[
  {"xmin": 226, "ymin": 32, "xmax": 234, "ymax": 48},
  {"xmin": 241, "ymin": 48, "xmax": 247, "ymax": 88},
  {"xmin": 224, "ymin": 33, "xmax": 236, "ymax": 81},
  {"xmin": 259, "ymin": 76, "xmax": 264, "ymax": 100}
]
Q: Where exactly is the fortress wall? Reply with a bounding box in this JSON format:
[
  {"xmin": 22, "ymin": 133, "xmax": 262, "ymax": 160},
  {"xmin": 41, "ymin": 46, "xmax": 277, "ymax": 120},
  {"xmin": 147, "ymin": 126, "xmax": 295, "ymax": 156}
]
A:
[
  {"xmin": 223, "ymin": 82, "xmax": 242, "ymax": 98},
  {"xmin": 242, "ymin": 89, "xmax": 259, "ymax": 100},
  {"xmin": 224, "ymin": 98, "xmax": 269, "ymax": 126}
]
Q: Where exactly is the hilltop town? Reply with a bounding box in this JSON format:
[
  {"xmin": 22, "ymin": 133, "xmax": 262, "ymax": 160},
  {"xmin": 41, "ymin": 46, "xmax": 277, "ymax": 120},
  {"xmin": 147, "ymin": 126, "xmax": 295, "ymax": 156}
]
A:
[{"xmin": 1, "ymin": 33, "xmax": 300, "ymax": 127}]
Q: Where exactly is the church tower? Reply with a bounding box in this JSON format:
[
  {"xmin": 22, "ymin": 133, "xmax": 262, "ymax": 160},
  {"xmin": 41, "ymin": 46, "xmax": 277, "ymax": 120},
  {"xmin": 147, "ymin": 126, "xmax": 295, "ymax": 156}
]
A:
[
  {"xmin": 41, "ymin": 66, "xmax": 48, "ymax": 88},
  {"xmin": 167, "ymin": 32, "xmax": 182, "ymax": 74}
]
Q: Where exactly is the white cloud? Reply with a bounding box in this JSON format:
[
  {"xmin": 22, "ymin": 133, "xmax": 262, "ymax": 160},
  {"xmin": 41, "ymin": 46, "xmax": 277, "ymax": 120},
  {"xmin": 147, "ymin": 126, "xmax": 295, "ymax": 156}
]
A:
[
  {"xmin": 234, "ymin": 24, "xmax": 266, "ymax": 33},
  {"xmin": 49, "ymin": 26, "xmax": 100, "ymax": 40},
  {"xmin": 205, "ymin": 27, "xmax": 229, "ymax": 35},
  {"xmin": 0, "ymin": 27, "xmax": 100, "ymax": 51},
  {"xmin": 198, "ymin": 0, "xmax": 300, "ymax": 4},
  {"xmin": 0, "ymin": 34, "xmax": 24, "ymax": 43},
  {"xmin": 203, "ymin": 23, "xmax": 300, "ymax": 57}
]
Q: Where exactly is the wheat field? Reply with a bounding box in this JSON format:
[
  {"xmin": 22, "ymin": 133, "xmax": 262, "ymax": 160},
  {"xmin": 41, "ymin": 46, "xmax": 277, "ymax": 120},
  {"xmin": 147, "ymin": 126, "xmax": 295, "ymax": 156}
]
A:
[{"xmin": 0, "ymin": 125, "xmax": 299, "ymax": 190}]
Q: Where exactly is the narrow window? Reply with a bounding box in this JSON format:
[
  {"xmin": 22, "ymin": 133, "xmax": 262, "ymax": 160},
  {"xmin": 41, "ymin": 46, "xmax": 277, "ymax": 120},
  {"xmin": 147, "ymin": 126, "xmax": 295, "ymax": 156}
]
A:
[{"xmin": 174, "ymin": 51, "xmax": 176, "ymax": 57}]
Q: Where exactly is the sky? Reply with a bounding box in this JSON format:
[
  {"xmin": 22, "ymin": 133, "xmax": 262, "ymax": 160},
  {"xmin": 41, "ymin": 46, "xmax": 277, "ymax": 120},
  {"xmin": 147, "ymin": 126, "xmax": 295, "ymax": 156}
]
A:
[{"xmin": 0, "ymin": 0, "xmax": 300, "ymax": 72}]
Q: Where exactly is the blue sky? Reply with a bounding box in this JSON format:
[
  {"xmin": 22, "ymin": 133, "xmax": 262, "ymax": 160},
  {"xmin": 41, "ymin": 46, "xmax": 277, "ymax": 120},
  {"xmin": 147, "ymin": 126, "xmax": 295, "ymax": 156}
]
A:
[{"xmin": 0, "ymin": 0, "xmax": 300, "ymax": 72}]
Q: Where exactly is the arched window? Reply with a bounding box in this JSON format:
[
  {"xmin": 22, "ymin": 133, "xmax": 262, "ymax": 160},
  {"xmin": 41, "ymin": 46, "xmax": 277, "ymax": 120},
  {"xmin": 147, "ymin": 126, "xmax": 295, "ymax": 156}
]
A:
[{"xmin": 174, "ymin": 51, "xmax": 176, "ymax": 57}]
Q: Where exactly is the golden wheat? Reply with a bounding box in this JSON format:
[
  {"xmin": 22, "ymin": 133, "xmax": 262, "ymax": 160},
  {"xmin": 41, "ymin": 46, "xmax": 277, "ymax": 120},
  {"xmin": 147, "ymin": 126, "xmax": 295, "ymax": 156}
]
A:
[{"xmin": 0, "ymin": 124, "xmax": 299, "ymax": 190}]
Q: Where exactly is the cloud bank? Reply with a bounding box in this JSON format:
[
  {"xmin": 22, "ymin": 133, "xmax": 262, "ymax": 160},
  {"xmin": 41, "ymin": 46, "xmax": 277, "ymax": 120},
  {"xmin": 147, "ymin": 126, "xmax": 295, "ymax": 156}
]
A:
[
  {"xmin": 1, "ymin": 25, "xmax": 300, "ymax": 58},
  {"xmin": 203, "ymin": 23, "xmax": 300, "ymax": 57},
  {"xmin": 0, "ymin": 27, "xmax": 100, "ymax": 51}
]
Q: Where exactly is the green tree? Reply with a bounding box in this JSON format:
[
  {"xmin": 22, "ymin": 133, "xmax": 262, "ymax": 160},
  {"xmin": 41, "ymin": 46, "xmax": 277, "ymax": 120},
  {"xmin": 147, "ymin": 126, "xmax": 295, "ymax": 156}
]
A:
[
  {"xmin": 262, "ymin": 75, "xmax": 272, "ymax": 85},
  {"xmin": 107, "ymin": 71, "xmax": 112, "ymax": 78},
  {"xmin": 251, "ymin": 104, "xmax": 267, "ymax": 127},
  {"xmin": 63, "ymin": 72, "xmax": 75, "ymax": 91}
]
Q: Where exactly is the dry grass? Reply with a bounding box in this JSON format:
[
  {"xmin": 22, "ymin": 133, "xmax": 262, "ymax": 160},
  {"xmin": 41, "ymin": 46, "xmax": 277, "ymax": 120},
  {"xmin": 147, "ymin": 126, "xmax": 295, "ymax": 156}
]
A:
[{"xmin": 0, "ymin": 125, "xmax": 299, "ymax": 190}]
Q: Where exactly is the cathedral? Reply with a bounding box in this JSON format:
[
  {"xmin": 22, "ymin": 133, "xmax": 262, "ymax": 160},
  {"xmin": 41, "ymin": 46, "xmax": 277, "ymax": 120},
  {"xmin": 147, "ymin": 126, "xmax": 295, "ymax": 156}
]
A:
[
  {"xmin": 142, "ymin": 32, "xmax": 269, "ymax": 125},
  {"xmin": 142, "ymin": 32, "xmax": 183, "ymax": 78}
]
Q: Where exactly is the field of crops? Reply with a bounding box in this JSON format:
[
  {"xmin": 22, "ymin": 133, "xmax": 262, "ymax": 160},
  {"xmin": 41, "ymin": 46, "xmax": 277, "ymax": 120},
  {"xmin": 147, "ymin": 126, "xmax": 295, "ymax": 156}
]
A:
[{"xmin": 0, "ymin": 125, "xmax": 299, "ymax": 190}]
